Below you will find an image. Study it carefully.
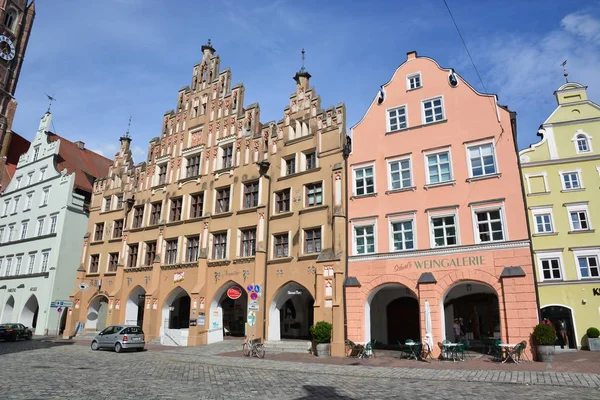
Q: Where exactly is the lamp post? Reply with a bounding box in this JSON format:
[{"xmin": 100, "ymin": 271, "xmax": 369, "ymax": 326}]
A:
[{"xmin": 256, "ymin": 160, "xmax": 271, "ymax": 342}]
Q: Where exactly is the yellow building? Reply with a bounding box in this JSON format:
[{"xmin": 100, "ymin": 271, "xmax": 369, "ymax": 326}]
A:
[{"xmin": 519, "ymin": 82, "xmax": 600, "ymax": 349}]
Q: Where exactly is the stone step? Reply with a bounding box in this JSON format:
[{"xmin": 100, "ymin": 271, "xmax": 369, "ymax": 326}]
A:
[{"xmin": 263, "ymin": 340, "xmax": 312, "ymax": 353}]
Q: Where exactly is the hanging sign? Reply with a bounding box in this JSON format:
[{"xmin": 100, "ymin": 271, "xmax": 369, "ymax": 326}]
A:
[{"xmin": 227, "ymin": 286, "xmax": 242, "ymax": 300}]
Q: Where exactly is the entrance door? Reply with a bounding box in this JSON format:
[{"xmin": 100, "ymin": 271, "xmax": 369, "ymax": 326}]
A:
[
  {"xmin": 386, "ymin": 297, "xmax": 420, "ymax": 344},
  {"xmin": 541, "ymin": 306, "xmax": 577, "ymax": 349}
]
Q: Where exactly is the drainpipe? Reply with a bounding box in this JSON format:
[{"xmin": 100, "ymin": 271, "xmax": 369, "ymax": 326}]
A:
[
  {"xmin": 341, "ymin": 137, "xmax": 351, "ymax": 343},
  {"xmin": 257, "ymin": 161, "xmax": 271, "ymax": 342}
]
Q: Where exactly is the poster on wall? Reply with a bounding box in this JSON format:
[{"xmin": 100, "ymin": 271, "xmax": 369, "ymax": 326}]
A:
[{"xmin": 198, "ymin": 313, "xmax": 205, "ymax": 326}]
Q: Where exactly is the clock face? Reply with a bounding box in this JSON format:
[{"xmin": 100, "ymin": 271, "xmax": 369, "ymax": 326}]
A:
[{"xmin": 0, "ymin": 35, "xmax": 15, "ymax": 61}]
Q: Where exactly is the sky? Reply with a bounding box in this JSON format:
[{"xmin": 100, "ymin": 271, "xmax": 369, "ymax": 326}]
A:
[{"xmin": 11, "ymin": 0, "xmax": 600, "ymax": 162}]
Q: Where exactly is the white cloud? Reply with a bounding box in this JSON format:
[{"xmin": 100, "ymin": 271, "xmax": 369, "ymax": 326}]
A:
[{"xmin": 561, "ymin": 12, "xmax": 600, "ymax": 42}]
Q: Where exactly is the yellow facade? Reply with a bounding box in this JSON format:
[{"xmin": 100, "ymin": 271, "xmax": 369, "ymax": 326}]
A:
[{"xmin": 519, "ymin": 82, "xmax": 600, "ymax": 349}]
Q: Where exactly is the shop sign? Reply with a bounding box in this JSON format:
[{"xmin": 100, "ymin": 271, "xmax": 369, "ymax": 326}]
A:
[
  {"xmin": 287, "ymin": 290, "xmax": 302, "ymax": 295},
  {"xmin": 174, "ymin": 271, "xmax": 184, "ymax": 283},
  {"xmin": 227, "ymin": 286, "xmax": 242, "ymax": 300},
  {"xmin": 593, "ymin": 288, "xmax": 600, "ymax": 296},
  {"xmin": 393, "ymin": 255, "xmax": 485, "ymax": 272},
  {"xmin": 198, "ymin": 313, "xmax": 205, "ymax": 326},
  {"xmin": 248, "ymin": 301, "xmax": 259, "ymax": 312},
  {"xmin": 189, "ymin": 318, "xmax": 197, "ymax": 327}
]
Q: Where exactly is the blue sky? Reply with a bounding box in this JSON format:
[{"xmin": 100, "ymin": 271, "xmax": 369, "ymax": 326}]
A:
[{"xmin": 12, "ymin": 0, "xmax": 600, "ymax": 161}]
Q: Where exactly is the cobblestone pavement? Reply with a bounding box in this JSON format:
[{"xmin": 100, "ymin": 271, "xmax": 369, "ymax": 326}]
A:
[{"xmin": 1, "ymin": 339, "xmax": 599, "ymax": 400}]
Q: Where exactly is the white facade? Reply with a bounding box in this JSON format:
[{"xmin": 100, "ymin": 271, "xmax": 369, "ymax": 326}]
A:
[{"xmin": 0, "ymin": 113, "xmax": 90, "ymax": 335}]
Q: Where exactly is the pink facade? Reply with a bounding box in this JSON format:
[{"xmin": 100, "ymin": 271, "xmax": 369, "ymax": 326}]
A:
[{"xmin": 346, "ymin": 51, "xmax": 538, "ymax": 357}]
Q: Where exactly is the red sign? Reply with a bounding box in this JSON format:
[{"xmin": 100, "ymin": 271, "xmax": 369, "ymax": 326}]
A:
[{"xmin": 227, "ymin": 286, "xmax": 242, "ymax": 300}]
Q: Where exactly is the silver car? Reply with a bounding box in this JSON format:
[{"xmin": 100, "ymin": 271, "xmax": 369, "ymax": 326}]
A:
[{"xmin": 91, "ymin": 325, "xmax": 145, "ymax": 353}]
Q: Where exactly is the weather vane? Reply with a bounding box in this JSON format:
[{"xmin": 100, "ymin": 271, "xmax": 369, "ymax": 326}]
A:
[
  {"xmin": 300, "ymin": 48, "xmax": 306, "ymax": 73},
  {"xmin": 561, "ymin": 60, "xmax": 568, "ymax": 83},
  {"xmin": 45, "ymin": 93, "xmax": 56, "ymax": 113}
]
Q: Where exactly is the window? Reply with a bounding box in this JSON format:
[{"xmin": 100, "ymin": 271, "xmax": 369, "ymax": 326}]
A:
[
  {"xmin": 5, "ymin": 257, "xmax": 12, "ymax": 276},
  {"xmin": 15, "ymin": 256, "xmax": 22, "ymax": 275},
  {"xmin": 41, "ymin": 252, "xmax": 49, "ymax": 272},
  {"xmin": 216, "ymin": 187, "xmax": 230, "ymax": 213},
  {"xmin": 127, "ymin": 244, "xmax": 139, "ymax": 268},
  {"xmin": 534, "ymin": 214, "xmax": 553, "ymax": 234},
  {"xmin": 285, "ymin": 156, "xmax": 296, "ymax": 175},
  {"xmin": 575, "ymin": 134, "xmax": 590, "ymax": 153},
  {"xmin": 26, "ymin": 172, "xmax": 33, "ymax": 186},
  {"xmin": 391, "ymin": 220, "xmax": 414, "ymax": 251},
  {"xmin": 158, "ymin": 164, "xmax": 167, "ymax": 185},
  {"xmin": 354, "ymin": 166, "xmax": 374, "ymax": 195},
  {"xmin": 431, "ymin": 215, "xmax": 457, "ymax": 247},
  {"xmin": 540, "ymin": 258, "xmax": 562, "ymax": 281},
  {"xmin": 186, "ymin": 154, "xmax": 201, "ymax": 177},
  {"xmin": 27, "ymin": 254, "xmax": 36, "ymax": 274},
  {"xmin": 150, "ymin": 202, "xmax": 162, "ymax": 225},
  {"xmin": 90, "ymin": 254, "xmax": 100, "ymax": 273},
  {"xmin": 354, "ymin": 225, "xmax": 375, "ymax": 255},
  {"xmin": 468, "ymin": 143, "xmax": 497, "ymax": 177},
  {"xmin": 568, "ymin": 206, "xmax": 590, "ymax": 231},
  {"xmin": 33, "ymin": 146, "xmax": 40, "ymax": 161},
  {"xmin": 475, "ymin": 209, "xmax": 504, "ymax": 242},
  {"xmin": 407, "ymin": 73, "xmax": 421, "ymax": 90},
  {"xmin": 578, "ymin": 255, "xmax": 599, "ymax": 279},
  {"xmin": 137, "ymin": 241, "xmax": 153, "ymax": 267},
  {"xmin": 275, "ymin": 189, "xmax": 290, "ymax": 213},
  {"xmin": 426, "ymin": 152, "xmax": 452, "ymax": 184},
  {"xmin": 274, "ymin": 233, "xmax": 289, "ymax": 258},
  {"xmin": 49, "ymin": 215, "xmax": 57, "ymax": 233},
  {"xmin": 108, "ymin": 253, "xmax": 119, "ymax": 272},
  {"xmin": 39, "ymin": 168, "xmax": 46, "ymax": 181},
  {"xmin": 15, "ymin": 176, "xmax": 21, "ymax": 189},
  {"xmin": 8, "ymin": 224, "xmax": 14, "ymax": 241},
  {"xmin": 165, "ymin": 239, "xmax": 178, "ymax": 264},
  {"xmin": 304, "ymin": 228, "xmax": 321, "ymax": 254},
  {"xmin": 104, "ymin": 196, "xmax": 112, "ymax": 211},
  {"xmin": 37, "ymin": 218, "xmax": 45, "ymax": 236},
  {"xmin": 41, "ymin": 189, "xmax": 49, "ymax": 206},
  {"xmin": 170, "ymin": 197, "xmax": 182, "ymax": 221},
  {"xmin": 422, "ymin": 97, "xmax": 444, "ymax": 123},
  {"xmin": 240, "ymin": 228, "xmax": 256, "ymax": 257},
  {"xmin": 132, "ymin": 206, "xmax": 144, "ymax": 228},
  {"xmin": 4, "ymin": 10, "xmax": 15, "ymax": 30},
  {"xmin": 221, "ymin": 145, "xmax": 233, "ymax": 169},
  {"xmin": 387, "ymin": 106, "xmax": 407, "ymax": 131},
  {"xmin": 186, "ymin": 236, "xmax": 200, "ymax": 262},
  {"xmin": 190, "ymin": 193, "xmax": 203, "ymax": 218},
  {"xmin": 94, "ymin": 223, "xmax": 104, "ymax": 241},
  {"xmin": 20, "ymin": 221, "xmax": 28, "ymax": 240},
  {"xmin": 561, "ymin": 172, "xmax": 581, "ymax": 190},
  {"xmin": 244, "ymin": 181, "xmax": 259, "ymax": 208},
  {"xmin": 113, "ymin": 219, "xmax": 124, "ymax": 238},
  {"xmin": 2, "ymin": 200, "xmax": 8, "ymax": 216},
  {"xmin": 305, "ymin": 152, "xmax": 317, "ymax": 170},
  {"xmin": 0, "ymin": 227, "xmax": 3, "ymax": 243},
  {"xmin": 116, "ymin": 195, "xmax": 123, "ymax": 209},
  {"xmin": 24, "ymin": 193, "xmax": 32, "ymax": 210},
  {"xmin": 12, "ymin": 196, "xmax": 19, "ymax": 213},
  {"xmin": 388, "ymin": 159, "xmax": 412, "ymax": 190},
  {"xmin": 305, "ymin": 182, "xmax": 323, "ymax": 207},
  {"xmin": 213, "ymin": 232, "xmax": 227, "ymax": 259}
]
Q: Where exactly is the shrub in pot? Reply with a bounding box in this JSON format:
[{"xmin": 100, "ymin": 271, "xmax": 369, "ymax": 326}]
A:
[
  {"xmin": 587, "ymin": 327, "xmax": 600, "ymax": 351},
  {"xmin": 533, "ymin": 323, "xmax": 556, "ymax": 362},
  {"xmin": 310, "ymin": 321, "xmax": 332, "ymax": 357}
]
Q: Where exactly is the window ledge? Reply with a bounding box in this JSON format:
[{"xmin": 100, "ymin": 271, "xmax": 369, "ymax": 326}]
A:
[
  {"xmin": 99, "ymin": 208, "xmax": 124, "ymax": 215},
  {"xmin": 424, "ymin": 181, "xmax": 456, "ymax": 190},
  {"xmin": 166, "ymin": 220, "xmax": 184, "ymax": 227},
  {"xmin": 104, "ymin": 272, "xmax": 117, "ymax": 276},
  {"xmin": 233, "ymin": 257, "xmax": 255, "ymax": 264},
  {"xmin": 179, "ymin": 174, "xmax": 202, "ymax": 184},
  {"xmin": 161, "ymin": 262, "xmax": 198, "ymax": 270},
  {"xmin": 561, "ymin": 188, "xmax": 586, "ymax": 193},
  {"xmin": 124, "ymin": 266, "xmax": 153, "ymax": 273},
  {"xmin": 186, "ymin": 216, "xmax": 207, "ymax": 223},
  {"xmin": 0, "ymin": 233, "xmax": 57, "ymax": 247},
  {"xmin": 271, "ymin": 211, "xmax": 294, "ymax": 220},
  {"xmin": 277, "ymin": 167, "xmax": 322, "ymax": 182},
  {"xmin": 214, "ymin": 167, "xmax": 234, "ymax": 175},
  {"xmin": 85, "ymin": 273, "xmax": 100, "ymax": 277},
  {"xmin": 568, "ymin": 229, "xmax": 595, "ymax": 234},
  {"xmin": 0, "ymin": 272, "xmax": 50, "ymax": 281},
  {"xmin": 406, "ymin": 86, "xmax": 423, "ymax": 92},
  {"xmin": 527, "ymin": 192, "xmax": 550, "ymax": 197},
  {"xmin": 108, "ymin": 238, "xmax": 122, "ymax": 243},
  {"xmin": 533, "ymin": 232, "xmax": 559, "ymax": 237},
  {"xmin": 284, "ymin": 134, "xmax": 314, "ymax": 147},
  {"xmin": 385, "ymin": 187, "xmax": 416, "ymax": 195},
  {"xmin": 90, "ymin": 240, "xmax": 104, "ymax": 245},
  {"xmin": 151, "ymin": 183, "xmax": 167, "ymax": 191},
  {"xmin": 385, "ymin": 119, "xmax": 448, "ymax": 135},
  {"xmin": 237, "ymin": 206, "xmax": 260, "ymax": 215},
  {"xmin": 350, "ymin": 192, "xmax": 377, "ymax": 200},
  {"xmin": 299, "ymin": 205, "xmax": 328, "ymax": 215},
  {"xmin": 466, "ymin": 173, "xmax": 502, "ymax": 183},
  {"xmin": 297, "ymin": 254, "xmax": 319, "ymax": 261},
  {"xmin": 267, "ymin": 257, "xmax": 294, "ymax": 265},
  {"xmin": 207, "ymin": 259, "xmax": 231, "ymax": 267},
  {"xmin": 212, "ymin": 211, "xmax": 233, "ymax": 219},
  {"xmin": 39, "ymin": 204, "xmax": 48, "ymax": 208}
]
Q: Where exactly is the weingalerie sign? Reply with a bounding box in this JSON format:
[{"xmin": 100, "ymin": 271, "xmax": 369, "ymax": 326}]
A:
[{"xmin": 393, "ymin": 255, "xmax": 485, "ymax": 272}]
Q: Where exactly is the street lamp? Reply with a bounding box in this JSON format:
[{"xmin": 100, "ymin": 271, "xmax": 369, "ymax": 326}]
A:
[{"xmin": 256, "ymin": 160, "xmax": 271, "ymax": 342}]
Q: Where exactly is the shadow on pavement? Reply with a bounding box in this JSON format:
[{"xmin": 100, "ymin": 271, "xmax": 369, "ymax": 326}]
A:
[
  {"xmin": 0, "ymin": 339, "xmax": 74, "ymax": 356},
  {"xmin": 296, "ymin": 385, "xmax": 355, "ymax": 399}
]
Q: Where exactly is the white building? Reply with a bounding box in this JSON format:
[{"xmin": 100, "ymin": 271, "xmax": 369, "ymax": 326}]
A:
[{"xmin": 0, "ymin": 112, "xmax": 111, "ymax": 334}]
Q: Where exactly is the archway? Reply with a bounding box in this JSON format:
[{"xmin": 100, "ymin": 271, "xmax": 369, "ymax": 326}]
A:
[
  {"xmin": 208, "ymin": 281, "xmax": 247, "ymax": 344},
  {"xmin": 541, "ymin": 305, "xmax": 577, "ymax": 349},
  {"xmin": 442, "ymin": 281, "xmax": 500, "ymax": 346},
  {"xmin": 20, "ymin": 295, "xmax": 39, "ymax": 329},
  {"xmin": 268, "ymin": 281, "xmax": 314, "ymax": 341},
  {"xmin": 160, "ymin": 287, "xmax": 191, "ymax": 346},
  {"xmin": 1, "ymin": 296, "xmax": 15, "ymax": 323},
  {"xmin": 365, "ymin": 283, "xmax": 419, "ymax": 347},
  {"xmin": 86, "ymin": 295, "xmax": 108, "ymax": 331},
  {"xmin": 125, "ymin": 286, "xmax": 146, "ymax": 327}
]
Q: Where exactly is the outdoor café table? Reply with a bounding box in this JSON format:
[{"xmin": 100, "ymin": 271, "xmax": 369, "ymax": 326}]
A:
[
  {"xmin": 443, "ymin": 343, "xmax": 459, "ymax": 362},
  {"xmin": 498, "ymin": 344, "xmax": 519, "ymax": 363},
  {"xmin": 405, "ymin": 342, "xmax": 421, "ymax": 360}
]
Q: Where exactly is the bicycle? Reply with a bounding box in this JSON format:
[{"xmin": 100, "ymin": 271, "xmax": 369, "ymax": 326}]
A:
[{"xmin": 242, "ymin": 335, "xmax": 265, "ymax": 358}]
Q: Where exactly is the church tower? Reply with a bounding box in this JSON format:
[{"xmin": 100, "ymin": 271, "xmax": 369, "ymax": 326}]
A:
[{"xmin": 0, "ymin": 0, "xmax": 35, "ymax": 184}]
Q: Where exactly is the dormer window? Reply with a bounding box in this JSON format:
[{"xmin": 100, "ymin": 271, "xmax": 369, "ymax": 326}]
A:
[
  {"xmin": 574, "ymin": 133, "xmax": 591, "ymax": 153},
  {"xmin": 407, "ymin": 73, "xmax": 422, "ymax": 90}
]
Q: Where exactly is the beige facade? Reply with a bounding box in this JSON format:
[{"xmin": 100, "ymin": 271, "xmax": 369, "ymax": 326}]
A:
[{"xmin": 65, "ymin": 43, "xmax": 349, "ymax": 356}]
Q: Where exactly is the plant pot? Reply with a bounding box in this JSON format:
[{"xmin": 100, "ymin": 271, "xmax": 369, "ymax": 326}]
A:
[
  {"xmin": 315, "ymin": 343, "xmax": 330, "ymax": 357},
  {"xmin": 536, "ymin": 345, "xmax": 555, "ymax": 362},
  {"xmin": 589, "ymin": 338, "xmax": 600, "ymax": 351}
]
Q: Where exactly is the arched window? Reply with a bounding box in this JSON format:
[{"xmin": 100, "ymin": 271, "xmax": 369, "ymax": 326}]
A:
[
  {"xmin": 576, "ymin": 134, "xmax": 590, "ymax": 153},
  {"xmin": 4, "ymin": 10, "xmax": 15, "ymax": 30}
]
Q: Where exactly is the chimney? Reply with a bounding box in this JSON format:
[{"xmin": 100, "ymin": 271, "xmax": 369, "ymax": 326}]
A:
[
  {"xmin": 74, "ymin": 141, "xmax": 85, "ymax": 150},
  {"xmin": 407, "ymin": 51, "xmax": 418, "ymax": 61}
]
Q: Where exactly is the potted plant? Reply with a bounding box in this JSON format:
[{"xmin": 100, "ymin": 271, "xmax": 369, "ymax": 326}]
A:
[
  {"xmin": 533, "ymin": 323, "xmax": 556, "ymax": 362},
  {"xmin": 587, "ymin": 327, "xmax": 600, "ymax": 351},
  {"xmin": 310, "ymin": 321, "xmax": 332, "ymax": 357}
]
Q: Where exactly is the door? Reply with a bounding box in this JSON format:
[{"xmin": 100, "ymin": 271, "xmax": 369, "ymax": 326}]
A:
[
  {"xmin": 106, "ymin": 326, "xmax": 122, "ymax": 347},
  {"xmin": 98, "ymin": 326, "xmax": 113, "ymax": 347}
]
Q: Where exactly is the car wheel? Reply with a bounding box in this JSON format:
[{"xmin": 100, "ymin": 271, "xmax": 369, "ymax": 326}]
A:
[
  {"xmin": 114, "ymin": 342, "xmax": 122, "ymax": 353},
  {"xmin": 25, "ymin": 333, "xmax": 32, "ymax": 340},
  {"xmin": 91, "ymin": 341, "xmax": 99, "ymax": 351}
]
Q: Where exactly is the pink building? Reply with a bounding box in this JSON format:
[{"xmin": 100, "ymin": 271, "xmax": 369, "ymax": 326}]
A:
[{"xmin": 346, "ymin": 51, "xmax": 538, "ymax": 357}]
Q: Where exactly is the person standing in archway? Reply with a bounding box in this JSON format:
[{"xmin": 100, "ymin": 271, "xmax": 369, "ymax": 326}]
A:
[
  {"xmin": 558, "ymin": 319, "xmax": 569, "ymax": 349},
  {"xmin": 452, "ymin": 319, "xmax": 461, "ymax": 343}
]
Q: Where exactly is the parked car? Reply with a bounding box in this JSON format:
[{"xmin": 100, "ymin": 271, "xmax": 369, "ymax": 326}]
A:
[
  {"xmin": 0, "ymin": 323, "xmax": 33, "ymax": 341},
  {"xmin": 91, "ymin": 325, "xmax": 145, "ymax": 353}
]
